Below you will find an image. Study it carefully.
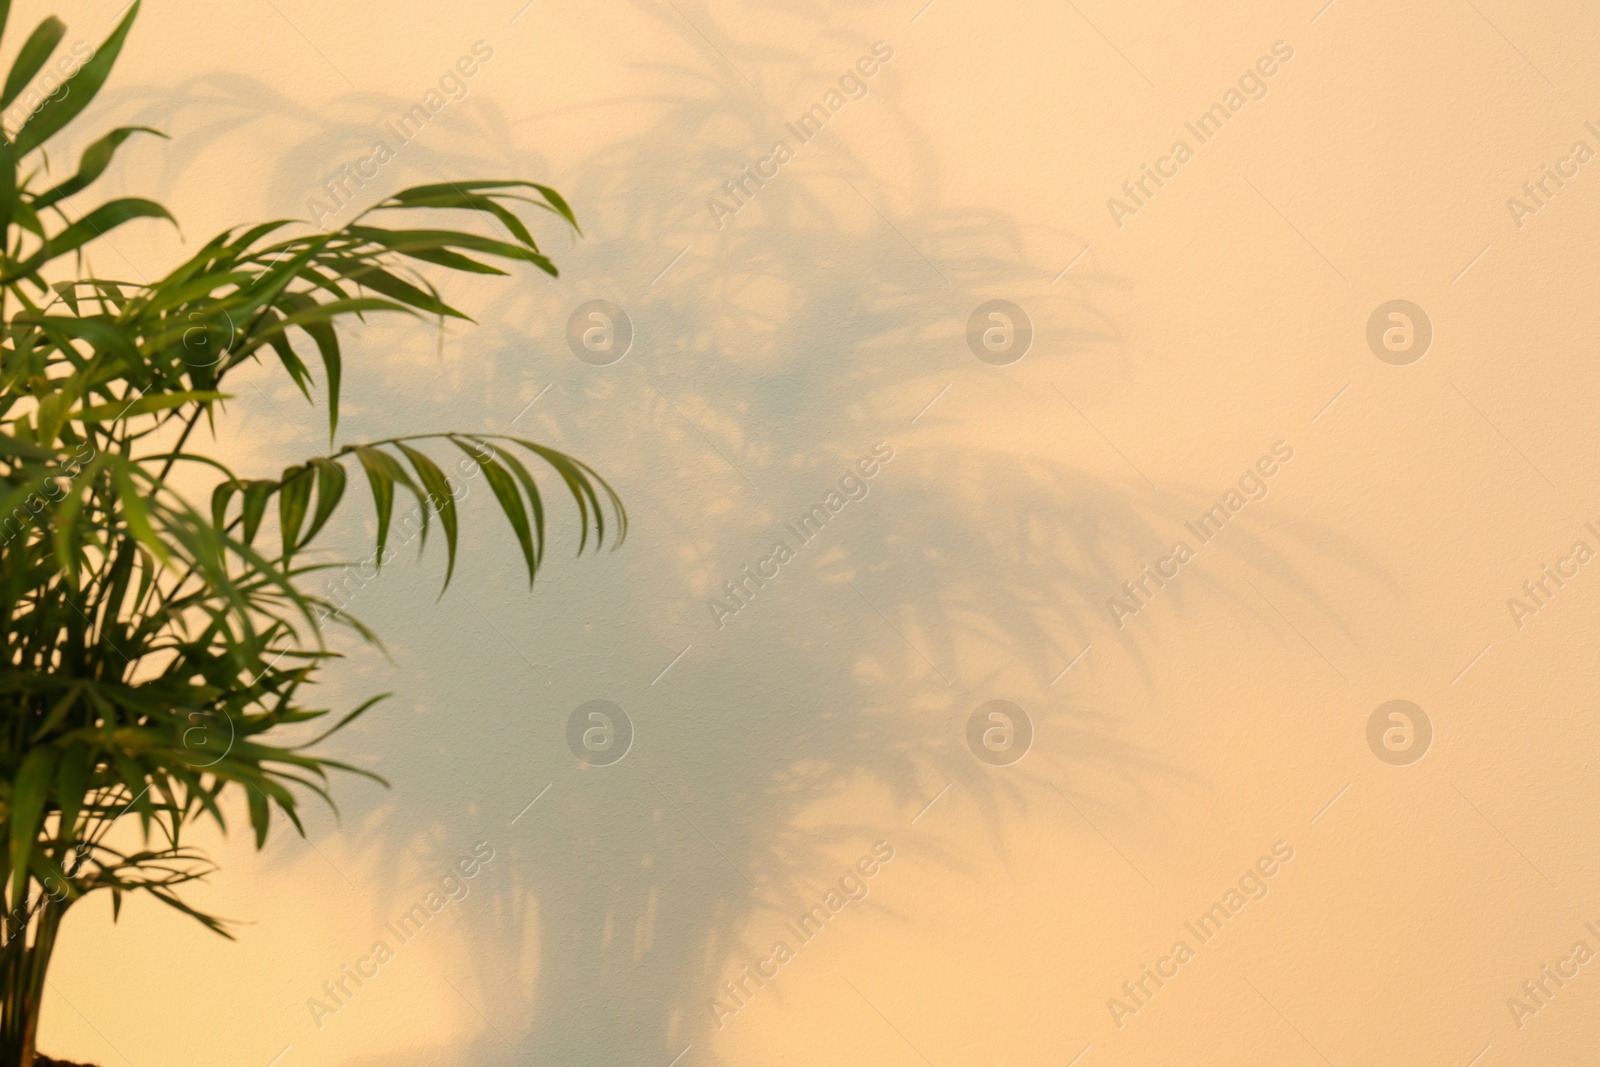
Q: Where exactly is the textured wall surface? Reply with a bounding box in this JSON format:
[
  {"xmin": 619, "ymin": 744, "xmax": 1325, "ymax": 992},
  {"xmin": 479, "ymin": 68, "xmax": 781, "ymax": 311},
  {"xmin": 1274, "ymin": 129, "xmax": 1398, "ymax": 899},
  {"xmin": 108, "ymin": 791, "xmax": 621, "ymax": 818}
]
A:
[{"xmin": 31, "ymin": 0, "xmax": 1600, "ymax": 1064}]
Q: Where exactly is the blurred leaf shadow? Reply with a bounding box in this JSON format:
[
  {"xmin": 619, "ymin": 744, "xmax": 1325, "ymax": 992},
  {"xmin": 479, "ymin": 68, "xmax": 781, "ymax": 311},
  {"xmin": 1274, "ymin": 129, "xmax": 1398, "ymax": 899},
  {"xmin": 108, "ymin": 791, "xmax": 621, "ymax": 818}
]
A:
[{"xmin": 83, "ymin": 5, "xmax": 1389, "ymax": 1065}]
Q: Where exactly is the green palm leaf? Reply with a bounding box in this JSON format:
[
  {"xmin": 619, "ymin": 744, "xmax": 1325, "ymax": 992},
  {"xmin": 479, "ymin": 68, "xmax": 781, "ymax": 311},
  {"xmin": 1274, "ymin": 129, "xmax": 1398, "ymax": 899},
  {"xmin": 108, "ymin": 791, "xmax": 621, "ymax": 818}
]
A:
[{"xmin": 0, "ymin": 4, "xmax": 624, "ymax": 1062}]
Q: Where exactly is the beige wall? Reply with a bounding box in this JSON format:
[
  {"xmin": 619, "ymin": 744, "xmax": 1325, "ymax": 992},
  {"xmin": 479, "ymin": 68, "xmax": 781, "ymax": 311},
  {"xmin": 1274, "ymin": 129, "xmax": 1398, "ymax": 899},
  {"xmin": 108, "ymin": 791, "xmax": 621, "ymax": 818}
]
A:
[{"xmin": 29, "ymin": 0, "xmax": 1600, "ymax": 1064}]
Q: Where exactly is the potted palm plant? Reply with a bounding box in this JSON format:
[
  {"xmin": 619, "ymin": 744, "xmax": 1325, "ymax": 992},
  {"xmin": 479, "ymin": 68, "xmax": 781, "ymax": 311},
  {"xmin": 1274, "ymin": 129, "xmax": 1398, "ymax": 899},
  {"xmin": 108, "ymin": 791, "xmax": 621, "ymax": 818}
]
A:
[{"xmin": 0, "ymin": 3, "xmax": 623, "ymax": 1063}]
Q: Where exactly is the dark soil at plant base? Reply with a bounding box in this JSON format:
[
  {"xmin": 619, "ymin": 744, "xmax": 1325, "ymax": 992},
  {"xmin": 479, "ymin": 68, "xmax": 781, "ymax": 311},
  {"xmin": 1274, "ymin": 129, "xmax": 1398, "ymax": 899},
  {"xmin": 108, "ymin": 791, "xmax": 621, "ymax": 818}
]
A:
[{"xmin": 38, "ymin": 1056, "xmax": 101, "ymax": 1066}]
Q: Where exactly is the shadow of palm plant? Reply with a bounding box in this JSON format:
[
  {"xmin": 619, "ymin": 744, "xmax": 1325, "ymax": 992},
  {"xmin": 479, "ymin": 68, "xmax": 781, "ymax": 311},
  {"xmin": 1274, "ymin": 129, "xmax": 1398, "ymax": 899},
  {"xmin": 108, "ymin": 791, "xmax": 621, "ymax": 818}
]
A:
[
  {"xmin": 75, "ymin": 3, "xmax": 1384, "ymax": 1065},
  {"xmin": 212, "ymin": 19, "xmax": 1189, "ymax": 1067}
]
